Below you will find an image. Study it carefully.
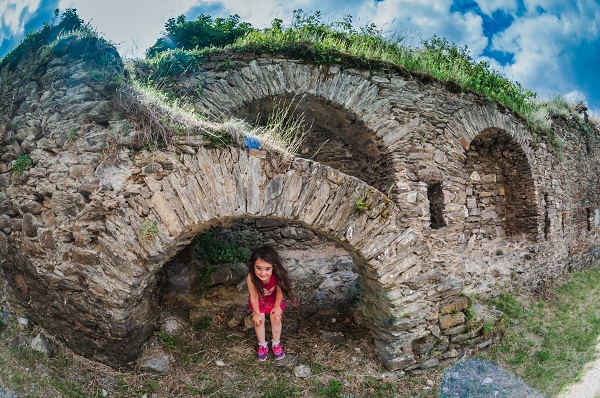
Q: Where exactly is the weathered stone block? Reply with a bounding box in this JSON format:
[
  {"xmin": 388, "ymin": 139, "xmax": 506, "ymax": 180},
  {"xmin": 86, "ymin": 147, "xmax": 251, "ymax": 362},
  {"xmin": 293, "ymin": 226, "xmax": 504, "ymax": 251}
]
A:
[
  {"xmin": 440, "ymin": 295, "xmax": 471, "ymax": 315},
  {"xmin": 22, "ymin": 214, "xmax": 38, "ymax": 238},
  {"xmin": 38, "ymin": 229, "xmax": 55, "ymax": 249},
  {"xmin": 442, "ymin": 324, "xmax": 467, "ymax": 336},
  {"xmin": 439, "ymin": 313, "xmax": 465, "ymax": 330}
]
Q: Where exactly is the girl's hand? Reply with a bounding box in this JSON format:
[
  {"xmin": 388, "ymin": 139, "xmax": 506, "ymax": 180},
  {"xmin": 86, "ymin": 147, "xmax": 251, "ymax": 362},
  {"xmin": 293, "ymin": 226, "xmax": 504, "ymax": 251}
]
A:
[
  {"xmin": 271, "ymin": 307, "xmax": 283, "ymax": 320},
  {"xmin": 252, "ymin": 313, "xmax": 263, "ymax": 327}
]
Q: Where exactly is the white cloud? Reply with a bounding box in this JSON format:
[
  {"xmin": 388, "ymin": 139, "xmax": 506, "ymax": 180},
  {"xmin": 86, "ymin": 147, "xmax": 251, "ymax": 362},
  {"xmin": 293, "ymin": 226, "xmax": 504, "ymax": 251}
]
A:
[
  {"xmin": 486, "ymin": 2, "xmax": 600, "ymax": 99},
  {"xmin": 215, "ymin": 0, "xmax": 313, "ymax": 27},
  {"xmin": 58, "ymin": 0, "xmax": 202, "ymax": 58},
  {"xmin": 475, "ymin": 0, "xmax": 518, "ymax": 17},
  {"xmin": 1, "ymin": 0, "xmax": 41, "ymax": 33},
  {"xmin": 364, "ymin": 0, "xmax": 488, "ymax": 53},
  {"xmin": 564, "ymin": 90, "xmax": 587, "ymax": 105}
]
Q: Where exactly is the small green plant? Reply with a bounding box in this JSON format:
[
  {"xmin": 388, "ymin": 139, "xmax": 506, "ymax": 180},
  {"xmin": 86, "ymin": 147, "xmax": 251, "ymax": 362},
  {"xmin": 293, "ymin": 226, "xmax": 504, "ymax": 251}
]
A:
[
  {"xmin": 310, "ymin": 362, "xmax": 325, "ymax": 374},
  {"xmin": 12, "ymin": 154, "xmax": 32, "ymax": 174},
  {"xmin": 386, "ymin": 182, "xmax": 395, "ymax": 198},
  {"xmin": 496, "ymin": 249, "xmax": 504, "ymax": 256},
  {"xmin": 139, "ymin": 219, "xmax": 159, "ymax": 243},
  {"xmin": 68, "ymin": 130, "xmax": 80, "ymax": 142},
  {"xmin": 217, "ymin": 59, "xmax": 233, "ymax": 70},
  {"xmin": 354, "ymin": 198, "xmax": 368, "ymax": 212},
  {"xmin": 157, "ymin": 331, "xmax": 178, "ymax": 348},
  {"xmin": 321, "ymin": 379, "xmax": 343, "ymax": 397},
  {"xmin": 464, "ymin": 304, "xmax": 475, "ymax": 321},
  {"xmin": 195, "ymin": 231, "xmax": 251, "ymax": 265},
  {"xmin": 197, "ymin": 264, "xmax": 218, "ymax": 290},
  {"xmin": 137, "ymin": 379, "xmax": 159, "ymax": 394},
  {"xmin": 482, "ymin": 321, "xmax": 495, "ymax": 336},
  {"xmin": 194, "ymin": 316, "xmax": 213, "ymax": 330}
]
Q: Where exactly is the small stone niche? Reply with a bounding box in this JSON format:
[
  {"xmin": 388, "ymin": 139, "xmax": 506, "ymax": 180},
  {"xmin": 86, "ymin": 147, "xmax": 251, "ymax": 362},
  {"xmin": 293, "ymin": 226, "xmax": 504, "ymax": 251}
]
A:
[
  {"xmin": 428, "ymin": 182, "xmax": 447, "ymax": 229},
  {"xmin": 465, "ymin": 129, "xmax": 538, "ymax": 240}
]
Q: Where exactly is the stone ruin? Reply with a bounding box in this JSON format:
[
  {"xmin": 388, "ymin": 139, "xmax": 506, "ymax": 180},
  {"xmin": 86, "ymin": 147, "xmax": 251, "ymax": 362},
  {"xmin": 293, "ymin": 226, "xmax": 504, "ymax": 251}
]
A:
[{"xmin": 1, "ymin": 31, "xmax": 599, "ymax": 371}]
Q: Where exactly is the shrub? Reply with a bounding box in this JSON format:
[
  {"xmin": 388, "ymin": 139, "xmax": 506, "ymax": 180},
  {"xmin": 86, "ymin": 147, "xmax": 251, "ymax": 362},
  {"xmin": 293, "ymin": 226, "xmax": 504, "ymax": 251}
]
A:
[
  {"xmin": 0, "ymin": 9, "xmax": 86, "ymax": 70},
  {"xmin": 146, "ymin": 14, "xmax": 254, "ymax": 58},
  {"xmin": 12, "ymin": 154, "xmax": 32, "ymax": 174},
  {"xmin": 195, "ymin": 231, "xmax": 251, "ymax": 265}
]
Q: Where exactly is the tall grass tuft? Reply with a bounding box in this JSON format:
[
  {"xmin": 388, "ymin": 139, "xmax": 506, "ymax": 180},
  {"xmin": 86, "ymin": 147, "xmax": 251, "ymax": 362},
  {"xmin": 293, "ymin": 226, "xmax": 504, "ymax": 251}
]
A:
[{"xmin": 248, "ymin": 96, "xmax": 309, "ymax": 170}]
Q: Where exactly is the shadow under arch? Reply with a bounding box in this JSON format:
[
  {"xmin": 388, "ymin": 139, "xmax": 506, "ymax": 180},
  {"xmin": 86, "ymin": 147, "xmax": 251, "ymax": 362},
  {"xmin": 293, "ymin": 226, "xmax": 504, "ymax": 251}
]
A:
[
  {"xmin": 159, "ymin": 216, "xmax": 365, "ymax": 335},
  {"xmin": 464, "ymin": 128, "xmax": 539, "ymax": 240}
]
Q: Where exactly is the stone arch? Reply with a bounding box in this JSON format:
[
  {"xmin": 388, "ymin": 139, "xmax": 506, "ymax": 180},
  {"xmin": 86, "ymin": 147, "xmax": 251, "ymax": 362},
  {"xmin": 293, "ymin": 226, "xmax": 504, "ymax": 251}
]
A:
[
  {"xmin": 464, "ymin": 128, "xmax": 538, "ymax": 239},
  {"xmin": 190, "ymin": 59, "xmax": 408, "ymax": 198},
  {"xmin": 234, "ymin": 93, "xmax": 396, "ymax": 195},
  {"xmin": 445, "ymin": 104, "xmax": 538, "ymax": 170},
  {"xmin": 91, "ymin": 147, "xmax": 429, "ymax": 369}
]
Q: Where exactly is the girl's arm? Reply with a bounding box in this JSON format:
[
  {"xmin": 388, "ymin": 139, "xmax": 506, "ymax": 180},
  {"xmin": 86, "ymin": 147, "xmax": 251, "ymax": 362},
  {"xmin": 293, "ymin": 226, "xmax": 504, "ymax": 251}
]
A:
[
  {"xmin": 247, "ymin": 274, "xmax": 263, "ymax": 326},
  {"xmin": 271, "ymin": 285, "xmax": 284, "ymax": 319}
]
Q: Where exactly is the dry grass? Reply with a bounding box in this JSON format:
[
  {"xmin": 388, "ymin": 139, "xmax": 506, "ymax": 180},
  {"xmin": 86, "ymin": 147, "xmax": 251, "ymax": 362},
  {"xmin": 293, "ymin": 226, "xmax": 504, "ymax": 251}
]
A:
[
  {"xmin": 113, "ymin": 82, "xmax": 308, "ymax": 169},
  {"xmin": 247, "ymin": 96, "xmax": 310, "ymax": 172},
  {"xmin": 113, "ymin": 82, "xmax": 244, "ymax": 150}
]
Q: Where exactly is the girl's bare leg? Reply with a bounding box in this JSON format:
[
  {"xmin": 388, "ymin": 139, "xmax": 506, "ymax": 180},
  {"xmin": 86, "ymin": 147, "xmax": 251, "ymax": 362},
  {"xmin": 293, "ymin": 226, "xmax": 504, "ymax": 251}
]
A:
[
  {"xmin": 269, "ymin": 313, "xmax": 282, "ymax": 342},
  {"xmin": 254, "ymin": 313, "xmax": 266, "ymax": 344}
]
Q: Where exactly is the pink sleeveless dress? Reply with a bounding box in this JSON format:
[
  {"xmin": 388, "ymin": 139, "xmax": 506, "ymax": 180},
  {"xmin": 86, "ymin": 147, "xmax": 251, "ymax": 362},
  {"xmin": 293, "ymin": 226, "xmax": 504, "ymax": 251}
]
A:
[{"xmin": 248, "ymin": 274, "xmax": 286, "ymax": 314}]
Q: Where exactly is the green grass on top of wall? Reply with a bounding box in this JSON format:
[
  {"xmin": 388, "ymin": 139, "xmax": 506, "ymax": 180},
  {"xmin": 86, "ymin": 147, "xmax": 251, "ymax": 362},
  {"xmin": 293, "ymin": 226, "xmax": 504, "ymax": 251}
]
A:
[{"xmin": 140, "ymin": 9, "xmax": 587, "ymax": 140}]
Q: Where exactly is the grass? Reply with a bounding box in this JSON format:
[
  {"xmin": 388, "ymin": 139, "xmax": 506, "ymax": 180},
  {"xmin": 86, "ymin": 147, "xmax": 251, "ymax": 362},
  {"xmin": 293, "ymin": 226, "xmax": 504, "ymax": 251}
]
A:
[
  {"xmin": 0, "ymin": 275, "xmax": 442, "ymax": 397},
  {"xmin": 2, "ymin": 267, "xmax": 600, "ymax": 397},
  {"xmin": 133, "ymin": 9, "xmax": 597, "ymax": 142},
  {"xmin": 478, "ymin": 267, "xmax": 600, "ymax": 396}
]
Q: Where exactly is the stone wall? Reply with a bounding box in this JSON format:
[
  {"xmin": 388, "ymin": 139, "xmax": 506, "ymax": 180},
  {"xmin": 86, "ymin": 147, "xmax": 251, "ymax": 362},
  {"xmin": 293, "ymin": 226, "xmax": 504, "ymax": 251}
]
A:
[
  {"xmin": 1, "ymin": 36, "xmax": 599, "ymax": 371},
  {"xmin": 178, "ymin": 52, "xmax": 600, "ymax": 294}
]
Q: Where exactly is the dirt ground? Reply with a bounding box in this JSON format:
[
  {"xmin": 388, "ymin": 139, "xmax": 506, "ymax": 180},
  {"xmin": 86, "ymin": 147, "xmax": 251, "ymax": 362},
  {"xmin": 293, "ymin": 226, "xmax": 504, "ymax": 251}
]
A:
[{"xmin": 0, "ymin": 276, "xmax": 445, "ymax": 397}]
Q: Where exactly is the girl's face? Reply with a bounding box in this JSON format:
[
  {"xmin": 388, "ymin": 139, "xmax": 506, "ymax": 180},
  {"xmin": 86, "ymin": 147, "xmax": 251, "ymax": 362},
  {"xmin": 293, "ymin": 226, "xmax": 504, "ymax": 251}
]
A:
[{"xmin": 254, "ymin": 258, "xmax": 273, "ymax": 283}]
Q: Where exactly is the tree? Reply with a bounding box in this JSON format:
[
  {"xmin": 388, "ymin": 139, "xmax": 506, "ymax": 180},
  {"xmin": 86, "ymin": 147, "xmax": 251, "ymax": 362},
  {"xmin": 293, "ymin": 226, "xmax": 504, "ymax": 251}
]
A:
[{"xmin": 146, "ymin": 14, "xmax": 254, "ymax": 57}]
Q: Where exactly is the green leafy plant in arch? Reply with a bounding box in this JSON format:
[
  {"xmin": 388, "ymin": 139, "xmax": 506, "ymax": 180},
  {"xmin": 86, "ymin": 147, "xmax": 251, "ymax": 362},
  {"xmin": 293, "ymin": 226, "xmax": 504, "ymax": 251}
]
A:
[{"xmin": 355, "ymin": 199, "xmax": 368, "ymax": 212}]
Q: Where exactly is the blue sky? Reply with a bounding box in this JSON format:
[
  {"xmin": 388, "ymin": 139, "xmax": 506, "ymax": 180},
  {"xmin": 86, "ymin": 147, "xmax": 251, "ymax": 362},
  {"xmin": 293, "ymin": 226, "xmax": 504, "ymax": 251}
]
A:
[{"xmin": 1, "ymin": 0, "xmax": 599, "ymax": 115}]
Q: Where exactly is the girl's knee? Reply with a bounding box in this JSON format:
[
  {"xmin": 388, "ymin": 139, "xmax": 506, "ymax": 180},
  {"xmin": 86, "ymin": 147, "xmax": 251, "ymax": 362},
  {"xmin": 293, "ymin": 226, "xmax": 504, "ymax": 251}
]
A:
[{"xmin": 270, "ymin": 314, "xmax": 282, "ymax": 325}]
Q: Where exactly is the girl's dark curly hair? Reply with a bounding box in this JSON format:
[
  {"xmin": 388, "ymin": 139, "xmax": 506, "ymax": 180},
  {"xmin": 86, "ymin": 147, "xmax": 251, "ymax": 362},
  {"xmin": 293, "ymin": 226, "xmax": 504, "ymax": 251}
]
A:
[{"xmin": 248, "ymin": 245, "xmax": 296, "ymax": 305}]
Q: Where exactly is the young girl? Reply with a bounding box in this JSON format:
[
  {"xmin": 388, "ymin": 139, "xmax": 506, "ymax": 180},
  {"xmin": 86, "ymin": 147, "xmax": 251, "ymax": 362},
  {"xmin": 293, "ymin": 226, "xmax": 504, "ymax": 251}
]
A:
[{"xmin": 247, "ymin": 245, "xmax": 296, "ymax": 361}]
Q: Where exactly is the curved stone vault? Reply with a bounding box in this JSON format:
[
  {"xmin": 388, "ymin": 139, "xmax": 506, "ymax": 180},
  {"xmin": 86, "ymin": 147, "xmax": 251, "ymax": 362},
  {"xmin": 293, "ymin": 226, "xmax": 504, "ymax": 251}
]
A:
[{"xmin": 1, "ymin": 37, "xmax": 600, "ymax": 371}]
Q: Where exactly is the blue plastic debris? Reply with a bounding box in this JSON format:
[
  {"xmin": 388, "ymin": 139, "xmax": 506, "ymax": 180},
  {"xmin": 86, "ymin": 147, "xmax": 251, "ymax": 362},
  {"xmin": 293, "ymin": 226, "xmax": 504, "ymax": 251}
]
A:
[{"xmin": 245, "ymin": 136, "xmax": 261, "ymax": 149}]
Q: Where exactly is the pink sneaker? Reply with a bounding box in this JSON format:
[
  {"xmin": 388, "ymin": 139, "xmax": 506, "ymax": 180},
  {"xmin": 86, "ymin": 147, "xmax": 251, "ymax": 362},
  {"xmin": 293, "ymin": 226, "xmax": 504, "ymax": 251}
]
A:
[
  {"xmin": 257, "ymin": 345, "xmax": 268, "ymax": 361},
  {"xmin": 272, "ymin": 343, "xmax": 285, "ymax": 360}
]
